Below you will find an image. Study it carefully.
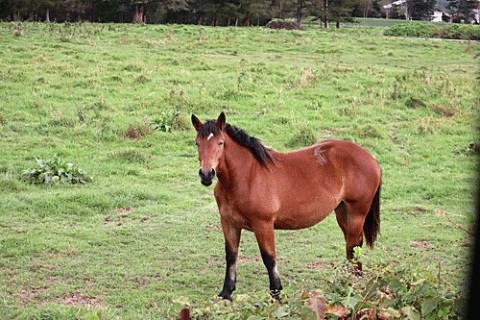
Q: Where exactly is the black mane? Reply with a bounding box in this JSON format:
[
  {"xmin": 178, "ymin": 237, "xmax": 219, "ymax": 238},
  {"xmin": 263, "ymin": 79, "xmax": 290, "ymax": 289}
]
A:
[{"xmin": 199, "ymin": 120, "xmax": 274, "ymax": 166}]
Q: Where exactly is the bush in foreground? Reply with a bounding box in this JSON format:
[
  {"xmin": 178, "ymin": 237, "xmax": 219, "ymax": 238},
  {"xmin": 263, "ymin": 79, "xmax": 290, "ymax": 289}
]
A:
[{"xmin": 178, "ymin": 260, "xmax": 464, "ymax": 319}]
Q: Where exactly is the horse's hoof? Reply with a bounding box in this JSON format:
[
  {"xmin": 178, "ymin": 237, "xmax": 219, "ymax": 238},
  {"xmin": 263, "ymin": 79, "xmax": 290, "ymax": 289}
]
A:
[
  {"xmin": 353, "ymin": 269, "xmax": 363, "ymax": 277},
  {"xmin": 270, "ymin": 289, "xmax": 282, "ymax": 301},
  {"xmin": 216, "ymin": 293, "xmax": 233, "ymax": 302}
]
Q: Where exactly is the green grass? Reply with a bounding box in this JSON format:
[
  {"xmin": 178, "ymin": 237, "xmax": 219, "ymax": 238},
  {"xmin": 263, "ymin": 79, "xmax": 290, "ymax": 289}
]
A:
[
  {"xmin": 349, "ymin": 17, "xmax": 414, "ymax": 27},
  {"xmin": 0, "ymin": 22, "xmax": 478, "ymax": 319}
]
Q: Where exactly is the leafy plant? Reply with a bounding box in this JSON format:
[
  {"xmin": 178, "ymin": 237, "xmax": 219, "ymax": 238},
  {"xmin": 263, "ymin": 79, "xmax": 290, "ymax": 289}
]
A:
[
  {"xmin": 21, "ymin": 156, "xmax": 92, "ymax": 185},
  {"xmin": 151, "ymin": 110, "xmax": 190, "ymax": 132}
]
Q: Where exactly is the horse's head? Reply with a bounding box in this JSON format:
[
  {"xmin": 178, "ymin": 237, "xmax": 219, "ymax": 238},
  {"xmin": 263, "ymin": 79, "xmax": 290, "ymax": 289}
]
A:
[{"xmin": 191, "ymin": 112, "xmax": 226, "ymax": 186}]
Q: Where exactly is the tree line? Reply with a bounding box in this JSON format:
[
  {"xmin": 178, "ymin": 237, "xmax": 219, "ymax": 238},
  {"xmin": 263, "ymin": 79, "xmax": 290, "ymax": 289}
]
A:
[
  {"xmin": 0, "ymin": 0, "xmax": 475, "ymax": 26},
  {"xmin": 0, "ymin": 0, "xmax": 380, "ymax": 25}
]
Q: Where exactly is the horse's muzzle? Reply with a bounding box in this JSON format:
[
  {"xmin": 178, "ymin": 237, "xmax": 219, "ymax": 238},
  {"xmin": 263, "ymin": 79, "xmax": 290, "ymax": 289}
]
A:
[{"xmin": 199, "ymin": 168, "xmax": 216, "ymax": 186}]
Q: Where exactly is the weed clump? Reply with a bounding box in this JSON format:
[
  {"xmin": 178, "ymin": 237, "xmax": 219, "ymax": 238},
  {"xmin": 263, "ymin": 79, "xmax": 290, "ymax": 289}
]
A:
[
  {"xmin": 21, "ymin": 156, "xmax": 92, "ymax": 185},
  {"xmin": 406, "ymin": 96, "xmax": 427, "ymax": 109},
  {"xmin": 265, "ymin": 18, "xmax": 302, "ymax": 30},
  {"xmin": 12, "ymin": 22, "xmax": 24, "ymax": 37},
  {"xmin": 124, "ymin": 122, "xmax": 152, "ymax": 139},
  {"xmin": 112, "ymin": 149, "xmax": 150, "ymax": 164},
  {"xmin": 286, "ymin": 124, "xmax": 317, "ymax": 148},
  {"xmin": 151, "ymin": 110, "xmax": 190, "ymax": 132}
]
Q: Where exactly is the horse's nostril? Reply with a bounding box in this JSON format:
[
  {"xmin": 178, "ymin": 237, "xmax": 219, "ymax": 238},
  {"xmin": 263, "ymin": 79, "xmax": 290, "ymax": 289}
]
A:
[{"xmin": 199, "ymin": 168, "xmax": 216, "ymax": 180}]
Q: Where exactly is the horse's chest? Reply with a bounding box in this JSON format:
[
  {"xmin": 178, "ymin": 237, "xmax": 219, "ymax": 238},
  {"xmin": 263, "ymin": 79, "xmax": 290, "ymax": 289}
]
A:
[
  {"xmin": 215, "ymin": 197, "xmax": 249, "ymax": 229},
  {"xmin": 214, "ymin": 189, "xmax": 272, "ymax": 231}
]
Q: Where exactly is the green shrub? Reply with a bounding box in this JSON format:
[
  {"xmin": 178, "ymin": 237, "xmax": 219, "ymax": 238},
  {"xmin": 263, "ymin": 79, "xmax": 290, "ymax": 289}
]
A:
[
  {"xmin": 384, "ymin": 22, "xmax": 480, "ymax": 40},
  {"xmin": 21, "ymin": 156, "xmax": 92, "ymax": 185}
]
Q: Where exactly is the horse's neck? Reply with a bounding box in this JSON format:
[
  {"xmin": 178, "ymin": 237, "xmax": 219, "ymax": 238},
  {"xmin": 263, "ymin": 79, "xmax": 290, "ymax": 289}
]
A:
[{"xmin": 217, "ymin": 138, "xmax": 257, "ymax": 188}]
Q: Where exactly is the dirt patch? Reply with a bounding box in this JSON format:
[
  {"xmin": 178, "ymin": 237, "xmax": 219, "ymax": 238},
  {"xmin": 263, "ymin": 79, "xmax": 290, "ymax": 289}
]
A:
[
  {"xmin": 116, "ymin": 206, "xmax": 132, "ymax": 214},
  {"xmin": 16, "ymin": 285, "xmax": 103, "ymax": 308},
  {"xmin": 62, "ymin": 291, "xmax": 103, "ymax": 307},
  {"xmin": 238, "ymin": 256, "xmax": 261, "ymax": 264},
  {"xmin": 15, "ymin": 285, "xmax": 49, "ymax": 305},
  {"xmin": 306, "ymin": 262, "xmax": 331, "ymax": 270},
  {"xmin": 104, "ymin": 207, "xmax": 148, "ymax": 225},
  {"xmin": 409, "ymin": 240, "xmax": 431, "ymax": 249}
]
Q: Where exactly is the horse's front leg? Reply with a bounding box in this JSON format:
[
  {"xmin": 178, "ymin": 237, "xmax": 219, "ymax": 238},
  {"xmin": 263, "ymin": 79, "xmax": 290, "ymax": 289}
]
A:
[
  {"xmin": 253, "ymin": 221, "xmax": 283, "ymax": 300},
  {"xmin": 218, "ymin": 217, "xmax": 242, "ymax": 301}
]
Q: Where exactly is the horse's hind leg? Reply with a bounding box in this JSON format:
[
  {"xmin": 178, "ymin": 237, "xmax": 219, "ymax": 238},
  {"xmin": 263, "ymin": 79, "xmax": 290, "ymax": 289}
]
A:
[{"xmin": 334, "ymin": 201, "xmax": 366, "ymax": 272}]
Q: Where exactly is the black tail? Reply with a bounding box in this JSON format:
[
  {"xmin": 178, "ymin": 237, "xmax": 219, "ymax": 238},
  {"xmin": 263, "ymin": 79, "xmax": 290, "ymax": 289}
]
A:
[{"xmin": 364, "ymin": 180, "xmax": 381, "ymax": 248}]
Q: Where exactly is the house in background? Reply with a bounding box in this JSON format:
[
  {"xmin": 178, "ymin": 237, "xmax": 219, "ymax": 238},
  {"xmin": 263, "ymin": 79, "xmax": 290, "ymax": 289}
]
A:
[
  {"xmin": 383, "ymin": 0, "xmax": 408, "ymax": 19},
  {"xmin": 431, "ymin": 9, "xmax": 450, "ymax": 22},
  {"xmin": 472, "ymin": 5, "xmax": 480, "ymax": 24},
  {"xmin": 431, "ymin": 9, "xmax": 443, "ymax": 22},
  {"xmin": 382, "ymin": 0, "xmax": 478, "ymax": 23}
]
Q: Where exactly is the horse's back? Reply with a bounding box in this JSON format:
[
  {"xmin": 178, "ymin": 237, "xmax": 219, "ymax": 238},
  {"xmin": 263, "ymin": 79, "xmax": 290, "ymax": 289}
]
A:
[
  {"xmin": 315, "ymin": 139, "xmax": 379, "ymax": 171},
  {"xmin": 275, "ymin": 139, "xmax": 381, "ymax": 201},
  {"xmin": 279, "ymin": 139, "xmax": 378, "ymax": 173},
  {"xmin": 315, "ymin": 139, "xmax": 381, "ymax": 201}
]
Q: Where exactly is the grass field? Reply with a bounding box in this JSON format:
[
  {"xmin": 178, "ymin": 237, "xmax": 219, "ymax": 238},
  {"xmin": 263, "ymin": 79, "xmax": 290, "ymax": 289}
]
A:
[{"xmin": 0, "ymin": 22, "xmax": 478, "ymax": 319}]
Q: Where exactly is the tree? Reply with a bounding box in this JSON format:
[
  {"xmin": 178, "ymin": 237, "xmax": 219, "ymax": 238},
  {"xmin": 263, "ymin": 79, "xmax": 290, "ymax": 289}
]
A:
[
  {"xmin": 38, "ymin": 0, "xmax": 62, "ymax": 22},
  {"xmin": 358, "ymin": 0, "xmax": 372, "ymax": 18},
  {"xmin": 132, "ymin": 0, "xmax": 147, "ymax": 23},
  {"xmin": 406, "ymin": 0, "xmax": 436, "ymax": 20},
  {"xmin": 315, "ymin": 0, "xmax": 330, "ymax": 27},
  {"xmin": 295, "ymin": 0, "xmax": 314, "ymax": 24},
  {"xmin": 239, "ymin": 0, "xmax": 272, "ymax": 26},
  {"xmin": 328, "ymin": 0, "xmax": 356, "ymax": 29},
  {"xmin": 448, "ymin": 0, "xmax": 480, "ymax": 23}
]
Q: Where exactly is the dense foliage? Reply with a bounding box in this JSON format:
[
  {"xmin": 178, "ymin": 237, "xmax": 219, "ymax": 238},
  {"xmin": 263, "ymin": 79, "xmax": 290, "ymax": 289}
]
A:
[
  {"xmin": 447, "ymin": 0, "xmax": 480, "ymax": 23},
  {"xmin": 407, "ymin": 0, "xmax": 437, "ymax": 20},
  {"xmin": 0, "ymin": 0, "xmax": 359, "ymax": 25},
  {"xmin": 0, "ymin": 0, "xmax": 466, "ymax": 25}
]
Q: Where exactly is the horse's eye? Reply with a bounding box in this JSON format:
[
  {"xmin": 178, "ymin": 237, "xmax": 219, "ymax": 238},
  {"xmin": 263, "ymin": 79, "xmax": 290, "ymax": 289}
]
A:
[{"xmin": 218, "ymin": 141, "xmax": 224, "ymax": 146}]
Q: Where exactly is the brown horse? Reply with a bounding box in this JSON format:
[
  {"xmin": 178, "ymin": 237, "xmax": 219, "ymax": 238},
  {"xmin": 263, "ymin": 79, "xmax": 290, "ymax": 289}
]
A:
[{"xmin": 191, "ymin": 112, "xmax": 381, "ymax": 301}]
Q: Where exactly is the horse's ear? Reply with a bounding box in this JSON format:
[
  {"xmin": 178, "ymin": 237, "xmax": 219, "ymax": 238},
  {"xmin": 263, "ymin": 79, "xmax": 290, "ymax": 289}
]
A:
[
  {"xmin": 216, "ymin": 112, "xmax": 226, "ymax": 131},
  {"xmin": 191, "ymin": 114, "xmax": 203, "ymax": 132}
]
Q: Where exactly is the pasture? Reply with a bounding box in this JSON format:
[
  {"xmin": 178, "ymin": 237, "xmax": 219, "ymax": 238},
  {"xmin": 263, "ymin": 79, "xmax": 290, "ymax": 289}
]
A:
[{"xmin": 0, "ymin": 22, "xmax": 478, "ymax": 319}]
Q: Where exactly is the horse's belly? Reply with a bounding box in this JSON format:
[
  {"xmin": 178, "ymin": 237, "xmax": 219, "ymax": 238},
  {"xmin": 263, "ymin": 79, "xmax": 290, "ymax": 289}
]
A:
[
  {"xmin": 274, "ymin": 212, "xmax": 330, "ymax": 230},
  {"xmin": 274, "ymin": 198, "xmax": 338, "ymax": 230}
]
